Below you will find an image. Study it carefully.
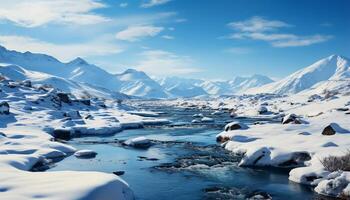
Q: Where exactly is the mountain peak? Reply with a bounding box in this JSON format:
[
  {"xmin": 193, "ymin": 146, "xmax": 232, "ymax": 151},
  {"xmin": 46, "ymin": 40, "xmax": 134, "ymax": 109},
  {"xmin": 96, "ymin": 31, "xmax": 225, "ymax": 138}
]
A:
[
  {"xmin": 124, "ymin": 68, "xmax": 140, "ymax": 74},
  {"xmin": 68, "ymin": 57, "xmax": 88, "ymax": 65}
]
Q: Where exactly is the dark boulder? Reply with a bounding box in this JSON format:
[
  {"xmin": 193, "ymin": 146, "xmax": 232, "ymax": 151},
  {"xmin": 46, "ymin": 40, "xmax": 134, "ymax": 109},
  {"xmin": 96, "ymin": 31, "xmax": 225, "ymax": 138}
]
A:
[
  {"xmin": 57, "ymin": 93, "xmax": 71, "ymax": 104},
  {"xmin": 0, "ymin": 102, "xmax": 10, "ymax": 115},
  {"xmin": 282, "ymin": 113, "xmax": 301, "ymax": 124},
  {"xmin": 52, "ymin": 129, "xmax": 71, "ymax": 140},
  {"xmin": 113, "ymin": 171, "xmax": 125, "ymax": 176},
  {"xmin": 322, "ymin": 125, "xmax": 336, "ymax": 136}
]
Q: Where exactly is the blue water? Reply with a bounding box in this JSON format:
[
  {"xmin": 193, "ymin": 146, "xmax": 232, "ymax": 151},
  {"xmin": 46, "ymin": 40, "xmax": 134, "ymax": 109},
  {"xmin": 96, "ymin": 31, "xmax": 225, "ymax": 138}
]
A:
[{"xmin": 47, "ymin": 106, "xmax": 318, "ymax": 200}]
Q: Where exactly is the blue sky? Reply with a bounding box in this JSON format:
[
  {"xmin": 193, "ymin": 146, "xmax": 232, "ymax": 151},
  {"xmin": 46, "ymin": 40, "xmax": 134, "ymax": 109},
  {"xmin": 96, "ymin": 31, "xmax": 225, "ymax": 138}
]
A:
[{"xmin": 0, "ymin": 0, "xmax": 349, "ymax": 80}]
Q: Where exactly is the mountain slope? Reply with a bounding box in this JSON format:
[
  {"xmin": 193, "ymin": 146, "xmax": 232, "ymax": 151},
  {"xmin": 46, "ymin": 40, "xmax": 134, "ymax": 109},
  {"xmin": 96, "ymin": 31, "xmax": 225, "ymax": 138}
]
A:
[
  {"xmin": 116, "ymin": 69, "xmax": 168, "ymax": 98},
  {"xmin": 0, "ymin": 63, "xmax": 127, "ymax": 99},
  {"xmin": 0, "ymin": 45, "xmax": 121, "ymax": 92},
  {"xmin": 158, "ymin": 77, "xmax": 207, "ymax": 97},
  {"xmin": 246, "ymin": 55, "xmax": 350, "ymax": 94},
  {"xmin": 230, "ymin": 74, "xmax": 274, "ymax": 94}
]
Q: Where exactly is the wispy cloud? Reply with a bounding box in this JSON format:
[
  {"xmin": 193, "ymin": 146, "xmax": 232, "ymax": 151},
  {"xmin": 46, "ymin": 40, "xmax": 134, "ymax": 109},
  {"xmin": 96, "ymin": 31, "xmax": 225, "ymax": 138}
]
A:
[
  {"xmin": 271, "ymin": 35, "xmax": 332, "ymax": 47},
  {"xmin": 228, "ymin": 16, "xmax": 291, "ymax": 32},
  {"xmin": 115, "ymin": 25, "xmax": 164, "ymax": 42},
  {"xmin": 141, "ymin": 0, "xmax": 172, "ymax": 8},
  {"xmin": 162, "ymin": 35, "xmax": 174, "ymax": 40},
  {"xmin": 227, "ymin": 16, "xmax": 332, "ymax": 47},
  {"xmin": 0, "ymin": 0, "xmax": 109, "ymax": 27},
  {"xmin": 0, "ymin": 35, "xmax": 123, "ymax": 62},
  {"xmin": 119, "ymin": 2, "xmax": 128, "ymax": 8},
  {"xmin": 136, "ymin": 50, "xmax": 201, "ymax": 76},
  {"xmin": 111, "ymin": 12, "xmax": 177, "ymax": 27}
]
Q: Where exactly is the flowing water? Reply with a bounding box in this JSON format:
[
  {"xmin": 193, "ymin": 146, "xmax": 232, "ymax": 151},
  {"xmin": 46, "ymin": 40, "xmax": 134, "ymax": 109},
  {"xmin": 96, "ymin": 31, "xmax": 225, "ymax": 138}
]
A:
[{"xmin": 46, "ymin": 105, "xmax": 320, "ymax": 200}]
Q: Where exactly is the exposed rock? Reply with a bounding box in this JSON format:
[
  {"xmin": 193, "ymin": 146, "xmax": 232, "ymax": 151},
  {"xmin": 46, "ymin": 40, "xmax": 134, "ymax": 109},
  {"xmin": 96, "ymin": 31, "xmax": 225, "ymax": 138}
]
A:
[
  {"xmin": 322, "ymin": 125, "xmax": 336, "ymax": 136},
  {"xmin": 52, "ymin": 129, "xmax": 71, "ymax": 140},
  {"xmin": 257, "ymin": 106, "xmax": 268, "ymax": 114},
  {"xmin": 278, "ymin": 152, "xmax": 311, "ymax": 167},
  {"xmin": 336, "ymin": 107, "xmax": 349, "ymax": 112},
  {"xmin": 64, "ymin": 110, "xmax": 81, "ymax": 119},
  {"xmin": 113, "ymin": 171, "xmax": 125, "ymax": 176},
  {"xmin": 224, "ymin": 122, "xmax": 248, "ymax": 132},
  {"xmin": 78, "ymin": 99, "xmax": 91, "ymax": 106},
  {"xmin": 22, "ymin": 80, "xmax": 32, "ymax": 87},
  {"xmin": 282, "ymin": 113, "xmax": 301, "ymax": 124},
  {"xmin": 56, "ymin": 92, "xmax": 71, "ymax": 104},
  {"xmin": 0, "ymin": 101, "xmax": 10, "ymax": 114},
  {"xmin": 216, "ymin": 135, "xmax": 231, "ymax": 143}
]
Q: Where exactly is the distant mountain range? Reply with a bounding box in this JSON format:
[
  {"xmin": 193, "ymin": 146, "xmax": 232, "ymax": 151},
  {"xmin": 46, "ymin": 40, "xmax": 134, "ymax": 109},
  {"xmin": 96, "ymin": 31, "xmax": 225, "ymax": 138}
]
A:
[
  {"xmin": 0, "ymin": 45, "xmax": 348, "ymax": 99},
  {"xmin": 246, "ymin": 55, "xmax": 350, "ymax": 95}
]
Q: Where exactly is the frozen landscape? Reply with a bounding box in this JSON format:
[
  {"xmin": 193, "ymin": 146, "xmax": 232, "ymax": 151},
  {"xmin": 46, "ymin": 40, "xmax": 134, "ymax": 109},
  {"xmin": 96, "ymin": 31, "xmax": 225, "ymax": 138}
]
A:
[
  {"xmin": 0, "ymin": 44, "xmax": 349, "ymax": 199},
  {"xmin": 0, "ymin": 0, "xmax": 349, "ymax": 199}
]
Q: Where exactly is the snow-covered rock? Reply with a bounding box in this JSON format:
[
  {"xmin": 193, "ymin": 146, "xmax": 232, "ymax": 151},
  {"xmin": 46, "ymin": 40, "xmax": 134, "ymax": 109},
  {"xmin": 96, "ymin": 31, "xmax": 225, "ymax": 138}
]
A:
[
  {"xmin": 123, "ymin": 136, "xmax": 152, "ymax": 149},
  {"xmin": 224, "ymin": 122, "xmax": 248, "ymax": 132},
  {"xmin": 201, "ymin": 117, "xmax": 214, "ymax": 123},
  {"xmin": 74, "ymin": 149, "xmax": 98, "ymax": 158},
  {"xmin": 314, "ymin": 171, "xmax": 350, "ymax": 198}
]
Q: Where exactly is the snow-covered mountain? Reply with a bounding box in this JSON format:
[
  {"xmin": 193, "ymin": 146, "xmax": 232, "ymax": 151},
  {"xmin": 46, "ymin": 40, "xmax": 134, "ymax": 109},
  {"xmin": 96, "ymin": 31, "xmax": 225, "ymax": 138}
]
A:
[
  {"xmin": 157, "ymin": 75, "xmax": 274, "ymax": 96},
  {"xmin": 0, "ymin": 45, "xmax": 276, "ymax": 98},
  {"xmin": 0, "ymin": 45, "xmax": 121, "ymax": 92},
  {"xmin": 246, "ymin": 55, "xmax": 350, "ymax": 95},
  {"xmin": 0, "ymin": 63, "xmax": 127, "ymax": 99},
  {"xmin": 116, "ymin": 69, "xmax": 168, "ymax": 98},
  {"xmin": 158, "ymin": 77, "xmax": 207, "ymax": 97}
]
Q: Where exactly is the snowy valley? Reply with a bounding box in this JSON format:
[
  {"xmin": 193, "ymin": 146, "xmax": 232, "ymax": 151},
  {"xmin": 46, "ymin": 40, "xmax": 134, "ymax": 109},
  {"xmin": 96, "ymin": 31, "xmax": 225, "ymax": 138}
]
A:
[{"xmin": 0, "ymin": 44, "xmax": 349, "ymax": 200}]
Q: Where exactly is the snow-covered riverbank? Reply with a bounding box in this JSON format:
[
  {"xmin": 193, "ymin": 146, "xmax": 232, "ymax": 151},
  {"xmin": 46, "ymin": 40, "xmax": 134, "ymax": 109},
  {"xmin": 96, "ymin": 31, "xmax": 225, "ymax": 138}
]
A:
[
  {"xmin": 152, "ymin": 91, "xmax": 350, "ymax": 198},
  {"xmin": 0, "ymin": 78, "xmax": 170, "ymax": 200}
]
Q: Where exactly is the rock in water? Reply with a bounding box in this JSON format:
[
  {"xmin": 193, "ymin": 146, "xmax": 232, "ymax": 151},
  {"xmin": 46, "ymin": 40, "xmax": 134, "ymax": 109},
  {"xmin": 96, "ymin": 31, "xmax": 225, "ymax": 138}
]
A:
[
  {"xmin": 322, "ymin": 125, "xmax": 336, "ymax": 135},
  {"xmin": 123, "ymin": 136, "xmax": 152, "ymax": 149},
  {"xmin": 113, "ymin": 171, "xmax": 125, "ymax": 176},
  {"xmin": 201, "ymin": 117, "xmax": 214, "ymax": 123},
  {"xmin": 216, "ymin": 135, "xmax": 231, "ymax": 143},
  {"xmin": 0, "ymin": 102, "xmax": 10, "ymax": 114},
  {"xmin": 74, "ymin": 149, "xmax": 97, "ymax": 158}
]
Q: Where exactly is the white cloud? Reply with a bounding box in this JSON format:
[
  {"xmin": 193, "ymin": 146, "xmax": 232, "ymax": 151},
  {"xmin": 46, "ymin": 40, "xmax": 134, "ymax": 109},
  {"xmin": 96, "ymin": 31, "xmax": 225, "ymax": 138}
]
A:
[
  {"xmin": 115, "ymin": 25, "xmax": 164, "ymax": 42},
  {"xmin": 162, "ymin": 35, "xmax": 174, "ymax": 40},
  {"xmin": 0, "ymin": 0, "xmax": 109, "ymax": 27},
  {"xmin": 119, "ymin": 2, "xmax": 128, "ymax": 8},
  {"xmin": 136, "ymin": 50, "xmax": 201, "ymax": 76},
  {"xmin": 271, "ymin": 35, "xmax": 333, "ymax": 47},
  {"xmin": 228, "ymin": 16, "xmax": 291, "ymax": 32},
  {"xmin": 141, "ymin": 0, "xmax": 171, "ymax": 8},
  {"xmin": 227, "ymin": 16, "xmax": 332, "ymax": 47},
  {"xmin": 0, "ymin": 35, "xmax": 123, "ymax": 62}
]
